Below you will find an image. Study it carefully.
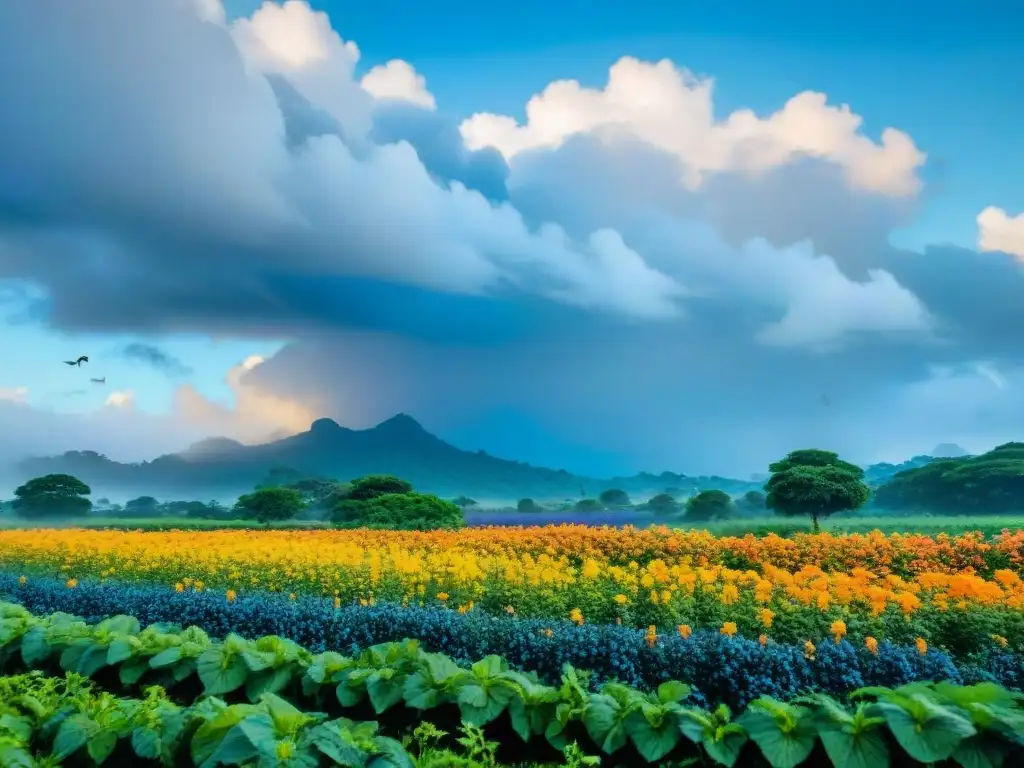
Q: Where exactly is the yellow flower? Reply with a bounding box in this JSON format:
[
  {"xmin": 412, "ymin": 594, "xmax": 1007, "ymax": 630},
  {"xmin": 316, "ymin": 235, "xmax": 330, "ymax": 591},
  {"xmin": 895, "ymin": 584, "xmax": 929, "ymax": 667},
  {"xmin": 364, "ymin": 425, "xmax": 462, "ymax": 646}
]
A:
[
  {"xmin": 720, "ymin": 584, "xmax": 739, "ymax": 606},
  {"xmin": 678, "ymin": 624, "xmax": 692, "ymax": 639},
  {"xmin": 613, "ymin": 594, "xmax": 628, "ymax": 605},
  {"xmin": 65, "ymin": 578, "xmax": 78, "ymax": 589},
  {"xmin": 759, "ymin": 634, "xmax": 768, "ymax": 646},
  {"xmin": 804, "ymin": 640, "xmax": 816, "ymax": 660},
  {"xmin": 436, "ymin": 592, "xmax": 449, "ymax": 601},
  {"xmin": 865, "ymin": 636, "xmax": 879, "ymax": 655},
  {"xmin": 758, "ymin": 608, "xmax": 775, "ymax": 628},
  {"xmin": 645, "ymin": 625, "xmax": 658, "ymax": 648},
  {"xmin": 720, "ymin": 622, "xmax": 737, "ymax": 637},
  {"xmin": 915, "ymin": 637, "xmax": 928, "ymax": 656},
  {"xmin": 569, "ymin": 608, "xmax": 584, "ymax": 625},
  {"xmin": 830, "ymin": 620, "xmax": 847, "ymax": 644},
  {"xmin": 504, "ymin": 605, "xmax": 515, "ymax": 615},
  {"xmin": 992, "ymin": 634, "xmax": 1009, "ymax": 649},
  {"xmin": 226, "ymin": 589, "xmax": 237, "ymax": 603},
  {"xmin": 333, "ymin": 597, "xmax": 341, "ymax": 609},
  {"xmin": 17, "ymin": 575, "xmax": 26, "ymax": 586},
  {"xmin": 174, "ymin": 583, "xmax": 184, "ymax": 593},
  {"xmin": 661, "ymin": 589, "xmax": 672, "ymax": 604}
]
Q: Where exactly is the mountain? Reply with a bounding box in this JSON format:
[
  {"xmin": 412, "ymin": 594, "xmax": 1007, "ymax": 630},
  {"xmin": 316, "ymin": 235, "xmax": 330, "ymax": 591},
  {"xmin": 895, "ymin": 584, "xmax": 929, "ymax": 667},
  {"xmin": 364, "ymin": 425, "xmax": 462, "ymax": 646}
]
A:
[
  {"xmin": 862, "ymin": 455, "xmax": 938, "ymax": 486},
  {"xmin": 11, "ymin": 414, "xmax": 761, "ymax": 502}
]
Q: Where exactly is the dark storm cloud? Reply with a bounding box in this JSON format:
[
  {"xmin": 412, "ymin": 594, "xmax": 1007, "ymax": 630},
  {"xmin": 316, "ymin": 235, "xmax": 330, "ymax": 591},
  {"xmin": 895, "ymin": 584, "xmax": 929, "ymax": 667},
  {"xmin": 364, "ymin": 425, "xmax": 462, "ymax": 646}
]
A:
[
  {"xmin": 0, "ymin": 0, "xmax": 1021, "ymax": 476},
  {"xmin": 121, "ymin": 343, "xmax": 192, "ymax": 377}
]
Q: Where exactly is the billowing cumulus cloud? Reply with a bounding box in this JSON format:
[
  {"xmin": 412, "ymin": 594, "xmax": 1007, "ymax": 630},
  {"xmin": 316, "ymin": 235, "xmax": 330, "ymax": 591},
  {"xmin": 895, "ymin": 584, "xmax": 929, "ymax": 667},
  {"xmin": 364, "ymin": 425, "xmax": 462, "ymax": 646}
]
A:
[
  {"xmin": 0, "ymin": 0, "xmax": 1022, "ymax": 476},
  {"xmin": 978, "ymin": 206, "xmax": 1024, "ymax": 259}
]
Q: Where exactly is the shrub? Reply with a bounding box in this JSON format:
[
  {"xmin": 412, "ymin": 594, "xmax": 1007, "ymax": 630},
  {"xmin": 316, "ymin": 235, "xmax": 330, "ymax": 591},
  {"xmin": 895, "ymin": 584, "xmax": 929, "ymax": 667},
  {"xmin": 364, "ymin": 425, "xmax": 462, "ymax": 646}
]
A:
[{"xmin": 332, "ymin": 492, "xmax": 465, "ymax": 530}]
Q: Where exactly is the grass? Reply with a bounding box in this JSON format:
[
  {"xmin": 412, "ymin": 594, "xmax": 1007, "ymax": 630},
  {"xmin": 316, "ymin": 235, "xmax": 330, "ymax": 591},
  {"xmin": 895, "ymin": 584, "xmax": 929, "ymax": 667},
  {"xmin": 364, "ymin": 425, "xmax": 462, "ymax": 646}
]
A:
[{"xmin": 2, "ymin": 512, "xmax": 1024, "ymax": 537}]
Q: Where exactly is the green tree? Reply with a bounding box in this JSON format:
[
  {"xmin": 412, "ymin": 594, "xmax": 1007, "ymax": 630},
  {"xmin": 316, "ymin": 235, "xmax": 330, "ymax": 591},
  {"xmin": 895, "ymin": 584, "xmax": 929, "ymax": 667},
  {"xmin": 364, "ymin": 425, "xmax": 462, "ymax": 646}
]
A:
[
  {"xmin": 347, "ymin": 474, "xmax": 413, "ymax": 501},
  {"xmin": 644, "ymin": 493, "xmax": 680, "ymax": 515},
  {"xmin": 12, "ymin": 474, "xmax": 92, "ymax": 519},
  {"xmin": 684, "ymin": 490, "xmax": 732, "ymax": 522},
  {"xmin": 598, "ymin": 488, "xmax": 631, "ymax": 508},
  {"xmin": 517, "ymin": 498, "xmax": 540, "ymax": 513},
  {"xmin": 234, "ymin": 487, "xmax": 305, "ymax": 524},
  {"xmin": 124, "ymin": 496, "xmax": 160, "ymax": 516},
  {"xmin": 574, "ymin": 498, "xmax": 603, "ymax": 513},
  {"xmin": 766, "ymin": 449, "xmax": 870, "ymax": 532},
  {"xmin": 332, "ymin": 492, "xmax": 464, "ymax": 531},
  {"xmin": 737, "ymin": 490, "xmax": 767, "ymax": 513}
]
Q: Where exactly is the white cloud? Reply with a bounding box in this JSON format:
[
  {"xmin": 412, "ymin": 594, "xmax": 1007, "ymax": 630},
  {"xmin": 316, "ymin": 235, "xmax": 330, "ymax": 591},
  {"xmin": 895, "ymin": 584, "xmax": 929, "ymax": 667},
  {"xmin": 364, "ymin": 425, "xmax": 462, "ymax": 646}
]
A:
[
  {"xmin": 461, "ymin": 56, "xmax": 925, "ymax": 197},
  {"xmin": 0, "ymin": 386, "xmax": 28, "ymax": 404},
  {"xmin": 172, "ymin": 354, "xmax": 316, "ymax": 444},
  {"xmin": 977, "ymin": 206, "xmax": 1024, "ymax": 258},
  {"xmin": 104, "ymin": 390, "xmax": 135, "ymax": 408},
  {"xmin": 361, "ymin": 59, "xmax": 436, "ymax": 110}
]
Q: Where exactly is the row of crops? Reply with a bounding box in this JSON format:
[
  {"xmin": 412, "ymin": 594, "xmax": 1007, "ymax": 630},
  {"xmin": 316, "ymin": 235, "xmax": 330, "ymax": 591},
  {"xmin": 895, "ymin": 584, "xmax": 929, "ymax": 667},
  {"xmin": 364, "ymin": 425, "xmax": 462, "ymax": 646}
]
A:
[{"xmin": 3, "ymin": 526, "xmax": 1024, "ymax": 765}]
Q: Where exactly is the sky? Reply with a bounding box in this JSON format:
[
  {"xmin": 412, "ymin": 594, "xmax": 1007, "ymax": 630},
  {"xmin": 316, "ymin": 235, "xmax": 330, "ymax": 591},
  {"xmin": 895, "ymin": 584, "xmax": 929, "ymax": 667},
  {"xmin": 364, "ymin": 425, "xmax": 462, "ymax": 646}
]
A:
[{"xmin": 1, "ymin": 0, "xmax": 1023, "ymax": 482}]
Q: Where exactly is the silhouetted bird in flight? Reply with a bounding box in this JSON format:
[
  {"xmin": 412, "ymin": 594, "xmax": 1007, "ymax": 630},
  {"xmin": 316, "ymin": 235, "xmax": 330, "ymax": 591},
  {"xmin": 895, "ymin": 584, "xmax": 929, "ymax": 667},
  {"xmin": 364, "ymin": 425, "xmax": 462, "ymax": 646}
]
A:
[
  {"xmin": 63, "ymin": 356, "xmax": 89, "ymax": 366},
  {"xmin": 90, "ymin": 377, "xmax": 105, "ymax": 384}
]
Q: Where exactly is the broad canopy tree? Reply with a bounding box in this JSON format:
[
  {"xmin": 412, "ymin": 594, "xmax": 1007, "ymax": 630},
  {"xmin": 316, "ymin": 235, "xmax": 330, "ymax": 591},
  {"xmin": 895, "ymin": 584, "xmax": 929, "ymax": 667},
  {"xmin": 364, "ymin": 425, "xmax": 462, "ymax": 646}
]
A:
[
  {"xmin": 13, "ymin": 473, "xmax": 92, "ymax": 519},
  {"xmin": 234, "ymin": 487, "xmax": 306, "ymax": 524},
  {"xmin": 765, "ymin": 449, "xmax": 870, "ymax": 532}
]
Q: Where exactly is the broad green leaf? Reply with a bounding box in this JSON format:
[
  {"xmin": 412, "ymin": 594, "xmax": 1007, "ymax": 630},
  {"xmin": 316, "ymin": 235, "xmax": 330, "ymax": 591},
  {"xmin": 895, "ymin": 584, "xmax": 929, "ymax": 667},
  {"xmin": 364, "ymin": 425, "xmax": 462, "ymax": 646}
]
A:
[
  {"xmin": 421, "ymin": 653, "xmax": 465, "ymax": 684},
  {"xmin": 306, "ymin": 722, "xmax": 371, "ymax": 766},
  {"xmin": 190, "ymin": 703, "xmax": 260, "ymax": 766},
  {"xmin": 657, "ymin": 681, "xmax": 691, "ymax": 704},
  {"xmin": 457, "ymin": 682, "xmax": 514, "ymax": 725},
  {"xmin": 703, "ymin": 726, "xmax": 748, "ymax": 768},
  {"xmin": 52, "ymin": 714, "xmax": 98, "ymax": 760},
  {"xmin": 20, "ymin": 627, "xmax": 50, "ymax": 665},
  {"xmin": 367, "ymin": 674, "xmax": 406, "ymax": 714},
  {"xmin": 198, "ymin": 715, "xmax": 272, "ymax": 768},
  {"xmin": 86, "ymin": 729, "xmax": 119, "ymax": 764},
  {"xmin": 148, "ymin": 647, "xmax": 183, "ymax": 669},
  {"xmin": 96, "ymin": 615, "xmax": 140, "ymax": 636},
  {"xmin": 106, "ymin": 638, "xmax": 138, "ymax": 665},
  {"xmin": 818, "ymin": 727, "xmax": 889, "ymax": 768},
  {"xmin": 875, "ymin": 700, "xmax": 976, "ymax": 762},
  {"xmin": 470, "ymin": 656, "xmax": 506, "ymax": 679},
  {"xmin": 738, "ymin": 708, "xmax": 816, "ymax": 768},
  {"xmin": 402, "ymin": 672, "xmax": 438, "ymax": 710},
  {"xmin": 262, "ymin": 693, "xmax": 319, "ymax": 736},
  {"xmin": 625, "ymin": 710, "xmax": 681, "ymax": 762},
  {"xmin": 952, "ymin": 735, "xmax": 1009, "ymax": 768},
  {"xmin": 246, "ymin": 668, "xmax": 294, "ymax": 703},
  {"xmin": 131, "ymin": 726, "xmax": 162, "ymax": 760},
  {"xmin": 365, "ymin": 737, "xmax": 416, "ymax": 768},
  {"xmin": 583, "ymin": 696, "xmax": 628, "ymax": 754},
  {"xmin": 76, "ymin": 645, "xmax": 111, "ymax": 677},
  {"xmin": 198, "ymin": 649, "xmax": 249, "ymax": 696}
]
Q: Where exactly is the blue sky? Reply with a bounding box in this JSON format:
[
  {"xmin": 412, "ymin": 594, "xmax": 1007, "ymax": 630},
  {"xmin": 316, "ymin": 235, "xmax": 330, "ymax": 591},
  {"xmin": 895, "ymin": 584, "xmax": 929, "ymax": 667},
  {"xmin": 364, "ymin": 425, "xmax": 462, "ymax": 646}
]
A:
[{"xmin": 1, "ymin": 0, "xmax": 1023, "ymax": 477}]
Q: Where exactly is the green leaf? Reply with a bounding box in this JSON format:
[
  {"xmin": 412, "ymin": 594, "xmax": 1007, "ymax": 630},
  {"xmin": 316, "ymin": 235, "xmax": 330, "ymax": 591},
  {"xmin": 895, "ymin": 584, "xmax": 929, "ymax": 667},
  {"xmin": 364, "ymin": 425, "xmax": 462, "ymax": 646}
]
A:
[
  {"xmin": 198, "ymin": 715, "xmax": 273, "ymax": 768},
  {"xmin": 198, "ymin": 648, "xmax": 250, "ymax": 696},
  {"xmin": 952, "ymin": 735, "xmax": 1009, "ymax": 768},
  {"xmin": 106, "ymin": 638, "xmax": 138, "ymax": 665},
  {"xmin": 96, "ymin": 615, "xmax": 141, "ymax": 636},
  {"xmin": 738, "ymin": 708, "xmax": 816, "ymax": 768},
  {"xmin": 874, "ymin": 699, "xmax": 976, "ymax": 762},
  {"xmin": 76, "ymin": 645, "xmax": 111, "ymax": 677},
  {"xmin": 583, "ymin": 695, "xmax": 628, "ymax": 755},
  {"xmin": 365, "ymin": 737, "xmax": 416, "ymax": 768},
  {"xmin": 20, "ymin": 627, "xmax": 50, "ymax": 666},
  {"xmin": 52, "ymin": 714, "xmax": 98, "ymax": 760},
  {"xmin": 131, "ymin": 726, "xmax": 162, "ymax": 760},
  {"xmin": 148, "ymin": 647, "xmax": 183, "ymax": 669},
  {"xmin": 306, "ymin": 722, "xmax": 371, "ymax": 766},
  {"xmin": 190, "ymin": 703, "xmax": 260, "ymax": 766},
  {"xmin": 624, "ymin": 710, "xmax": 681, "ymax": 762},
  {"xmin": 818, "ymin": 727, "xmax": 889, "ymax": 768},
  {"xmin": 703, "ymin": 726, "xmax": 748, "ymax": 768},
  {"xmin": 367, "ymin": 674, "xmax": 406, "ymax": 714},
  {"xmin": 401, "ymin": 671, "xmax": 438, "ymax": 710},
  {"xmin": 657, "ymin": 681, "xmax": 691, "ymax": 704},
  {"xmin": 246, "ymin": 668, "xmax": 294, "ymax": 703},
  {"xmin": 458, "ymin": 682, "xmax": 515, "ymax": 726},
  {"xmin": 86, "ymin": 728, "xmax": 119, "ymax": 764}
]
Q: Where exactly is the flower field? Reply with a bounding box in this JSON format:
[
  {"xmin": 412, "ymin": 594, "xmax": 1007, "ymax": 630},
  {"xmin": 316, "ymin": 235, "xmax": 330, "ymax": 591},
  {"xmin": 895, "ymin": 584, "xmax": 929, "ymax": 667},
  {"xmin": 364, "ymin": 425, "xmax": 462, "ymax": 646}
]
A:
[{"xmin": 4, "ymin": 525, "xmax": 1024, "ymax": 765}]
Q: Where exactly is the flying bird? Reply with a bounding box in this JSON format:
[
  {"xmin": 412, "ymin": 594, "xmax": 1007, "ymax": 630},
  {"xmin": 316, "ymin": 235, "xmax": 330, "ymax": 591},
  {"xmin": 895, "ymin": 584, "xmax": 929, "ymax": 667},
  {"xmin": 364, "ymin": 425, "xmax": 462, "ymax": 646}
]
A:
[
  {"xmin": 63, "ymin": 356, "xmax": 89, "ymax": 366},
  {"xmin": 90, "ymin": 377, "xmax": 106, "ymax": 384}
]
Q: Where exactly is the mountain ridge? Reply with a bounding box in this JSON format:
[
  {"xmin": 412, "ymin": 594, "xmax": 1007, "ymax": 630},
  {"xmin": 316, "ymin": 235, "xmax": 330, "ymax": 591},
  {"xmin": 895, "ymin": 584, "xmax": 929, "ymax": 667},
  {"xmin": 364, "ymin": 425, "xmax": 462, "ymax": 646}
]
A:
[{"xmin": 12, "ymin": 414, "xmax": 761, "ymax": 501}]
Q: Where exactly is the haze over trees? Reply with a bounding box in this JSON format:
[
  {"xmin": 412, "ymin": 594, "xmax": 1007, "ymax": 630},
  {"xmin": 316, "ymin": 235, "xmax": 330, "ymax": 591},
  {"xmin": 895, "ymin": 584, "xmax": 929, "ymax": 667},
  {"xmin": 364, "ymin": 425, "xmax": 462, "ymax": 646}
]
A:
[{"xmin": 684, "ymin": 490, "xmax": 733, "ymax": 522}]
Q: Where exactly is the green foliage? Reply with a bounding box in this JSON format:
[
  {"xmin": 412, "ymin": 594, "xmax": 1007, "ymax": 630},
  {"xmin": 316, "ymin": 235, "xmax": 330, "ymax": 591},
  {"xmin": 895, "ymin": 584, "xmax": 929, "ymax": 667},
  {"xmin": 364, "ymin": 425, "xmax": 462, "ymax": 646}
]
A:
[
  {"xmin": 737, "ymin": 491, "xmax": 767, "ymax": 513},
  {"xmin": 12, "ymin": 474, "xmax": 91, "ymax": 519},
  {"xmin": 233, "ymin": 488, "xmax": 306, "ymax": 524},
  {"xmin": 643, "ymin": 494, "xmax": 680, "ymax": 515},
  {"xmin": 684, "ymin": 490, "xmax": 733, "ymax": 522},
  {"xmin": 766, "ymin": 450, "xmax": 870, "ymax": 532},
  {"xmin": 517, "ymin": 499, "xmax": 540, "ymax": 513},
  {"xmin": 875, "ymin": 443, "xmax": 1024, "ymax": 515},
  {"xmin": 124, "ymin": 496, "xmax": 159, "ymax": 516},
  {"xmin": 348, "ymin": 475, "xmax": 415, "ymax": 501},
  {"xmin": 598, "ymin": 489, "xmax": 631, "ymax": 508},
  {"xmin": 332, "ymin": 492, "xmax": 465, "ymax": 531},
  {"xmin": 573, "ymin": 499, "xmax": 603, "ymax": 513}
]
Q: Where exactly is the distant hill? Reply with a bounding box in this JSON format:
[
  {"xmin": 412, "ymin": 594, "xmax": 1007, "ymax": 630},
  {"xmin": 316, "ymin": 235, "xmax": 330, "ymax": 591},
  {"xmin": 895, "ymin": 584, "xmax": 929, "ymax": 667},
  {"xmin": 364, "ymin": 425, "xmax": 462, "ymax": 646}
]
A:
[
  {"xmin": 931, "ymin": 443, "xmax": 969, "ymax": 458},
  {"xmin": 874, "ymin": 442, "xmax": 1024, "ymax": 514},
  {"xmin": 12, "ymin": 413, "xmax": 761, "ymax": 502},
  {"xmin": 862, "ymin": 455, "xmax": 939, "ymax": 486}
]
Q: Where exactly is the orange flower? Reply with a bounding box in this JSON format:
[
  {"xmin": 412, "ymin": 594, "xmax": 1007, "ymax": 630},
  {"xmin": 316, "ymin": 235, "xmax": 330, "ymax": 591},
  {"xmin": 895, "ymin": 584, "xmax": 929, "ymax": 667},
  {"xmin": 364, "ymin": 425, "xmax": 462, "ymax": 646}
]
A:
[
  {"xmin": 65, "ymin": 578, "xmax": 77, "ymax": 589},
  {"xmin": 865, "ymin": 636, "xmax": 879, "ymax": 655},
  {"xmin": 804, "ymin": 640, "xmax": 816, "ymax": 660},
  {"xmin": 226, "ymin": 589, "xmax": 237, "ymax": 602},
  {"xmin": 758, "ymin": 609, "xmax": 775, "ymax": 628},
  {"xmin": 720, "ymin": 622, "xmax": 737, "ymax": 637},
  {"xmin": 678, "ymin": 624, "xmax": 692, "ymax": 639},
  {"xmin": 646, "ymin": 625, "xmax": 658, "ymax": 648},
  {"xmin": 759, "ymin": 634, "xmax": 768, "ymax": 646},
  {"xmin": 720, "ymin": 584, "xmax": 740, "ymax": 605},
  {"xmin": 436, "ymin": 592, "xmax": 449, "ymax": 601},
  {"xmin": 992, "ymin": 634, "xmax": 1009, "ymax": 648},
  {"xmin": 174, "ymin": 582, "xmax": 184, "ymax": 593},
  {"xmin": 830, "ymin": 620, "xmax": 847, "ymax": 644},
  {"xmin": 915, "ymin": 637, "xmax": 928, "ymax": 656}
]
